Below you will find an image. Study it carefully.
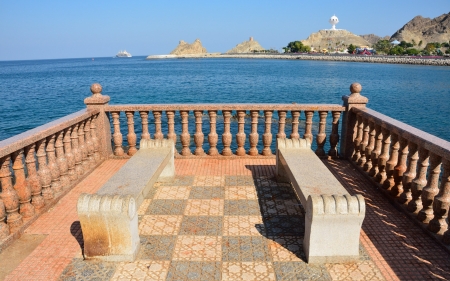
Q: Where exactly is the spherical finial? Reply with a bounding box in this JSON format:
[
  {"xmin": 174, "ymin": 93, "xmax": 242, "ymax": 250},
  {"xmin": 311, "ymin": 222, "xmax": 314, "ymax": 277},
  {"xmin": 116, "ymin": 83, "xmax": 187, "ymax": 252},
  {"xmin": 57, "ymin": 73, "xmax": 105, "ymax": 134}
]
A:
[
  {"xmin": 350, "ymin": 83, "xmax": 362, "ymax": 94},
  {"xmin": 329, "ymin": 15, "xmax": 339, "ymax": 30},
  {"xmin": 90, "ymin": 83, "xmax": 102, "ymax": 97}
]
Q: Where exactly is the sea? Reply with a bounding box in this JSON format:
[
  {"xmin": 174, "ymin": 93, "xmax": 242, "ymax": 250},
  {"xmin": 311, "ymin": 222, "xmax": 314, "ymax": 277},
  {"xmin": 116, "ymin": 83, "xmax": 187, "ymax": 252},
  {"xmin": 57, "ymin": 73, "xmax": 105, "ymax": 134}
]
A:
[{"xmin": 1, "ymin": 56, "xmax": 449, "ymax": 149}]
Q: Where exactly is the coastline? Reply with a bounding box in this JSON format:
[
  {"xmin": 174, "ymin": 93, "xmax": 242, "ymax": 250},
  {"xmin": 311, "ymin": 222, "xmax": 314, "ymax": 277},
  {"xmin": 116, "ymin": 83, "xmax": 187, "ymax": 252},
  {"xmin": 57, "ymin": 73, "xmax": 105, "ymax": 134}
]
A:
[{"xmin": 147, "ymin": 53, "xmax": 450, "ymax": 66}]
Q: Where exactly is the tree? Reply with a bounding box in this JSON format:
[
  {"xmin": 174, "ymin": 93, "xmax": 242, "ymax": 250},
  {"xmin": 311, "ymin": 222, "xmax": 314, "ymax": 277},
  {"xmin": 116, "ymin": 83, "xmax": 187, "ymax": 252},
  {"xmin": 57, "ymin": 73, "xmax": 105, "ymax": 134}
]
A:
[
  {"xmin": 424, "ymin": 43, "xmax": 436, "ymax": 53},
  {"xmin": 389, "ymin": 46, "xmax": 404, "ymax": 55},
  {"xmin": 406, "ymin": 48, "xmax": 419, "ymax": 55},
  {"xmin": 374, "ymin": 39, "xmax": 391, "ymax": 54},
  {"xmin": 411, "ymin": 39, "xmax": 416, "ymax": 46},
  {"xmin": 347, "ymin": 44, "xmax": 356, "ymax": 54},
  {"xmin": 284, "ymin": 41, "xmax": 311, "ymax": 53},
  {"xmin": 418, "ymin": 40, "xmax": 423, "ymax": 47}
]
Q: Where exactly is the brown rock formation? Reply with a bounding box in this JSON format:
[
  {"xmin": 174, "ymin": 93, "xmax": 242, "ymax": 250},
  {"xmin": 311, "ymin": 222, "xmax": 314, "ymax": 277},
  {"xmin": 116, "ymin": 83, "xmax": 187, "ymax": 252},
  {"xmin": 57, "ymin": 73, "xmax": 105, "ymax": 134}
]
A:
[
  {"xmin": 359, "ymin": 34, "xmax": 390, "ymax": 45},
  {"xmin": 301, "ymin": 30, "xmax": 370, "ymax": 50},
  {"xmin": 226, "ymin": 37, "xmax": 265, "ymax": 53},
  {"xmin": 170, "ymin": 39, "xmax": 207, "ymax": 55}
]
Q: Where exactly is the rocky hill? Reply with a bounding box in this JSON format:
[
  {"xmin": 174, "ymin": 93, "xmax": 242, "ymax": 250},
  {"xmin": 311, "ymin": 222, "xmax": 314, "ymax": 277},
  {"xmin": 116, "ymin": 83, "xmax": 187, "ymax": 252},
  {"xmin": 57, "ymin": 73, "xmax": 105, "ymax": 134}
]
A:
[
  {"xmin": 359, "ymin": 34, "xmax": 390, "ymax": 45},
  {"xmin": 390, "ymin": 12, "xmax": 450, "ymax": 46},
  {"xmin": 301, "ymin": 30, "xmax": 370, "ymax": 49},
  {"xmin": 226, "ymin": 37, "xmax": 264, "ymax": 53},
  {"xmin": 170, "ymin": 39, "xmax": 207, "ymax": 55}
]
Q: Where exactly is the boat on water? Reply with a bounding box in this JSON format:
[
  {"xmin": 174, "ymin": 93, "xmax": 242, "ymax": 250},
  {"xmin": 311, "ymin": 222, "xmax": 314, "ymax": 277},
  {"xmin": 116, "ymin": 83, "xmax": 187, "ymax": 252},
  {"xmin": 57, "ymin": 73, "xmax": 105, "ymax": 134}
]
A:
[{"xmin": 115, "ymin": 50, "xmax": 132, "ymax": 58}]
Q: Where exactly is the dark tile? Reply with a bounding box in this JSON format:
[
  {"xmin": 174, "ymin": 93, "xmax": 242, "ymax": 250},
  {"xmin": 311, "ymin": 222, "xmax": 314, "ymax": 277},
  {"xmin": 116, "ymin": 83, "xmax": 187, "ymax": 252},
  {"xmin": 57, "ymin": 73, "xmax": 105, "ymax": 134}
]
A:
[
  {"xmin": 272, "ymin": 261, "xmax": 331, "ymax": 281},
  {"xmin": 160, "ymin": 176, "xmax": 194, "ymax": 186},
  {"xmin": 138, "ymin": 235, "xmax": 176, "ymax": 260},
  {"xmin": 222, "ymin": 236, "xmax": 271, "ymax": 262},
  {"xmin": 263, "ymin": 215, "xmax": 305, "ymax": 236},
  {"xmin": 189, "ymin": 186, "xmax": 225, "ymax": 199},
  {"xmin": 225, "ymin": 175, "xmax": 255, "ymax": 186},
  {"xmin": 58, "ymin": 258, "xmax": 116, "ymax": 281},
  {"xmin": 166, "ymin": 261, "xmax": 221, "ymax": 281},
  {"xmin": 266, "ymin": 236, "xmax": 306, "ymax": 261},
  {"xmin": 260, "ymin": 199, "xmax": 303, "ymax": 216},
  {"xmin": 224, "ymin": 200, "xmax": 261, "ymax": 216},
  {"xmin": 146, "ymin": 199, "xmax": 187, "ymax": 215},
  {"xmin": 179, "ymin": 216, "xmax": 223, "ymax": 236}
]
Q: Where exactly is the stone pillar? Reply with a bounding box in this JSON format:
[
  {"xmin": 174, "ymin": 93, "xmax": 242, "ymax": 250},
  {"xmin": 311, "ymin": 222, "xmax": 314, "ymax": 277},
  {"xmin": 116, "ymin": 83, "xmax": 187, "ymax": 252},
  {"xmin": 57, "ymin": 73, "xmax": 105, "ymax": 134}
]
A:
[
  {"xmin": 84, "ymin": 83, "xmax": 112, "ymax": 159},
  {"xmin": 340, "ymin": 83, "xmax": 368, "ymax": 159}
]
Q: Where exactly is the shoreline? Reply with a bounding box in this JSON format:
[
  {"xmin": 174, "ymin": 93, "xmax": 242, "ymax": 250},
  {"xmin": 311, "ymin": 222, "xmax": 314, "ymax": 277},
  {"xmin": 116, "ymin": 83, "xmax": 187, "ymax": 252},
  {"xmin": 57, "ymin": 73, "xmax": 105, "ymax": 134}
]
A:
[{"xmin": 147, "ymin": 53, "xmax": 450, "ymax": 66}]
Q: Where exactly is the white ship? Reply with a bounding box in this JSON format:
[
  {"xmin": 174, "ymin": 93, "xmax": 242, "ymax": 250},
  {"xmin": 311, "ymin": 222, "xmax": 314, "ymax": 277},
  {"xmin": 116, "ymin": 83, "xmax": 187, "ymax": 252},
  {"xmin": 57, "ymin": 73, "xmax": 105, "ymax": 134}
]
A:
[{"xmin": 115, "ymin": 50, "xmax": 132, "ymax": 58}]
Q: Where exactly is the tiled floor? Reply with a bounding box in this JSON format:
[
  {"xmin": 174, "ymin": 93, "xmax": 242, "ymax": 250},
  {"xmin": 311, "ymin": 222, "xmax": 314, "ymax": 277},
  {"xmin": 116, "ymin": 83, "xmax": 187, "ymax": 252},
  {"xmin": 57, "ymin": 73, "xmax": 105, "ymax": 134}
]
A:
[{"xmin": 3, "ymin": 158, "xmax": 450, "ymax": 280}]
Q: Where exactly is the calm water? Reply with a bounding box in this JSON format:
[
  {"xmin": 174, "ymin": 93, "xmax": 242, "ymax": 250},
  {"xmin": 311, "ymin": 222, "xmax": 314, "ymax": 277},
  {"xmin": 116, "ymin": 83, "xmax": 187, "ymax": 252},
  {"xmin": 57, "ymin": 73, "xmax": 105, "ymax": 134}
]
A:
[{"xmin": 1, "ymin": 56, "xmax": 449, "ymax": 143}]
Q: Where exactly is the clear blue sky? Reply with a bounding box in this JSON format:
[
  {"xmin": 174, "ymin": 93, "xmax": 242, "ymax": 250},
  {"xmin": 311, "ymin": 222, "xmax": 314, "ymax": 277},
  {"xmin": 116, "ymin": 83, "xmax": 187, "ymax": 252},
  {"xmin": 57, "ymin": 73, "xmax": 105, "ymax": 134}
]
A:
[{"xmin": 0, "ymin": 0, "xmax": 448, "ymax": 60}]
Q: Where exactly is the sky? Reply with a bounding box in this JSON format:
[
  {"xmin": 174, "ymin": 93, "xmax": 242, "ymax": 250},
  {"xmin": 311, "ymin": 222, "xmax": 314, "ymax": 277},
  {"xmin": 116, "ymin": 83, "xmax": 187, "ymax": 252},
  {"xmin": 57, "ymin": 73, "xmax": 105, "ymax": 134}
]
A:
[{"xmin": 0, "ymin": 0, "xmax": 448, "ymax": 61}]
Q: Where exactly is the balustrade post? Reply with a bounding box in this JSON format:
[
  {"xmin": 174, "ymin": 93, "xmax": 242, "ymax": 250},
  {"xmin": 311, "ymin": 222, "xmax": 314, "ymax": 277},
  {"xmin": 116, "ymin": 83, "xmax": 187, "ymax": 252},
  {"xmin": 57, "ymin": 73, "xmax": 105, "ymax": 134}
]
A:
[
  {"xmin": 126, "ymin": 111, "xmax": 137, "ymax": 156},
  {"xmin": 24, "ymin": 144, "xmax": 45, "ymax": 210},
  {"xmin": 277, "ymin": 110, "xmax": 287, "ymax": 139},
  {"xmin": 290, "ymin": 110, "xmax": 300, "ymax": 139},
  {"xmin": 328, "ymin": 111, "xmax": 341, "ymax": 157},
  {"xmin": 304, "ymin": 111, "xmax": 314, "ymax": 144},
  {"xmin": 46, "ymin": 134, "xmax": 62, "ymax": 194},
  {"xmin": 417, "ymin": 153, "xmax": 442, "ymax": 223},
  {"xmin": 315, "ymin": 111, "xmax": 328, "ymax": 157},
  {"xmin": 398, "ymin": 142, "xmax": 418, "ymax": 204},
  {"xmin": 78, "ymin": 122, "xmax": 89, "ymax": 171},
  {"xmin": 407, "ymin": 148, "xmax": 429, "ymax": 213},
  {"xmin": 71, "ymin": 124, "xmax": 84, "ymax": 176},
  {"xmin": 262, "ymin": 110, "xmax": 273, "ymax": 156},
  {"xmin": 208, "ymin": 110, "xmax": 219, "ymax": 156},
  {"xmin": 352, "ymin": 115, "xmax": 363, "ymax": 162},
  {"xmin": 222, "ymin": 110, "xmax": 232, "ymax": 156},
  {"xmin": 368, "ymin": 125, "xmax": 382, "ymax": 177},
  {"xmin": 0, "ymin": 156, "xmax": 23, "ymax": 232},
  {"xmin": 84, "ymin": 118, "xmax": 95, "ymax": 168},
  {"xmin": 375, "ymin": 128, "xmax": 391, "ymax": 183},
  {"xmin": 0, "ymin": 199, "xmax": 9, "ymax": 238},
  {"xmin": 111, "ymin": 112, "xmax": 124, "ymax": 156},
  {"xmin": 84, "ymin": 83, "xmax": 112, "ymax": 159},
  {"xmin": 341, "ymin": 83, "xmax": 368, "ymax": 159},
  {"xmin": 166, "ymin": 111, "xmax": 177, "ymax": 151},
  {"xmin": 428, "ymin": 159, "xmax": 450, "ymax": 234},
  {"xmin": 390, "ymin": 137, "xmax": 408, "ymax": 197},
  {"xmin": 194, "ymin": 110, "xmax": 205, "ymax": 156},
  {"xmin": 358, "ymin": 119, "xmax": 370, "ymax": 168},
  {"xmin": 139, "ymin": 111, "xmax": 151, "ymax": 140},
  {"xmin": 12, "ymin": 150, "xmax": 35, "ymax": 218},
  {"xmin": 63, "ymin": 127, "xmax": 77, "ymax": 181},
  {"xmin": 249, "ymin": 110, "xmax": 259, "ymax": 156},
  {"xmin": 153, "ymin": 111, "xmax": 164, "ymax": 140},
  {"xmin": 90, "ymin": 115, "xmax": 101, "ymax": 162},
  {"xmin": 363, "ymin": 121, "xmax": 376, "ymax": 172},
  {"xmin": 180, "ymin": 110, "xmax": 192, "ymax": 156},
  {"xmin": 382, "ymin": 133, "xmax": 399, "ymax": 190},
  {"xmin": 56, "ymin": 130, "xmax": 70, "ymax": 188},
  {"xmin": 236, "ymin": 110, "xmax": 247, "ymax": 156}
]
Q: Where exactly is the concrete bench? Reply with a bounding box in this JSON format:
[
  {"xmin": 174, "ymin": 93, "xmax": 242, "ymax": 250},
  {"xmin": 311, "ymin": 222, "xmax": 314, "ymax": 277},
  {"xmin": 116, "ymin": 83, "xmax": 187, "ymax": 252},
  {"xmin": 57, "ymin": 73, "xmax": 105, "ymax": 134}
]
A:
[
  {"xmin": 77, "ymin": 139, "xmax": 175, "ymax": 262},
  {"xmin": 276, "ymin": 138, "xmax": 365, "ymax": 263}
]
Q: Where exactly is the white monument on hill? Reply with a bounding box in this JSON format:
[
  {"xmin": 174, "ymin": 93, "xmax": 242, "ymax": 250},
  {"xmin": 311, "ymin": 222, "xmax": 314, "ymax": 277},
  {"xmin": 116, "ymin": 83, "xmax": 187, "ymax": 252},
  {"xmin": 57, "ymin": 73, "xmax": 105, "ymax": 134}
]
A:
[{"xmin": 329, "ymin": 15, "xmax": 339, "ymax": 30}]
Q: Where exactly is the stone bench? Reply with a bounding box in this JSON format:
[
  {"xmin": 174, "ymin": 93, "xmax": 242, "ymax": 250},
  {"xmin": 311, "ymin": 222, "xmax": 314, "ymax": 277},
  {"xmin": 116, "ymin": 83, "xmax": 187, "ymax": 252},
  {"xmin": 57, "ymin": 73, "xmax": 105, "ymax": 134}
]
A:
[
  {"xmin": 77, "ymin": 139, "xmax": 175, "ymax": 262},
  {"xmin": 276, "ymin": 138, "xmax": 365, "ymax": 263}
]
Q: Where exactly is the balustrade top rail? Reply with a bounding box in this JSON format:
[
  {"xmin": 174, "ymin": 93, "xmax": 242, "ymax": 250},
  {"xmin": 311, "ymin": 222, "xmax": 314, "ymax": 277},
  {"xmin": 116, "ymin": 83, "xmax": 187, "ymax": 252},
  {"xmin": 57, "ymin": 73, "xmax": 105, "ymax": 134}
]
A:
[
  {"xmin": 353, "ymin": 107, "xmax": 450, "ymax": 160},
  {"xmin": 0, "ymin": 109, "xmax": 99, "ymax": 159}
]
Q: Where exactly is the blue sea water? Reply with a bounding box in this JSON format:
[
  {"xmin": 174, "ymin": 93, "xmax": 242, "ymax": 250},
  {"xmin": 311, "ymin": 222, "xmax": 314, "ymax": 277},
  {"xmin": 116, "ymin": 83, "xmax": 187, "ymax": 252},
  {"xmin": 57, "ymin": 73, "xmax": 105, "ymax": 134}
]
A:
[{"xmin": 0, "ymin": 56, "xmax": 449, "ymax": 143}]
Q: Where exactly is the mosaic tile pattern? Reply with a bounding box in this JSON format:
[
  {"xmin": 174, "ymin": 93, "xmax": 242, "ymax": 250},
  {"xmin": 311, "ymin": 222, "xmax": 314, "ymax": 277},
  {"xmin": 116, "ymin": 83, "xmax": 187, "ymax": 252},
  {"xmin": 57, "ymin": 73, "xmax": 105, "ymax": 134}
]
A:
[
  {"xmin": 111, "ymin": 261, "xmax": 170, "ymax": 281},
  {"xmin": 189, "ymin": 186, "xmax": 224, "ymax": 199},
  {"xmin": 179, "ymin": 216, "xmax": 223, "ymax": 236},
  {"xmin": 166, "ymin": 261, "xmax": 221, "ymax": 281},
  {"xmin": 273, "ymin": 261, "xmax": 331, "ymax": 281},
  {"xmin": 139, "ymin": 236, "xmax": 177, "ymax": 260},
  {"xmin": 146, "ymin": 199, "xmax": 187, "ymax": 215},
  {"xmin": 58, "ymin": 258, "xmax": 116, "ymax": 281},
  {"xmin": 223, "ymin": 200, "xmax": 262, "ymax": 215},
  {"xmin": 222, "ymin": 236, "xmax": 272, "ymax": 262}
]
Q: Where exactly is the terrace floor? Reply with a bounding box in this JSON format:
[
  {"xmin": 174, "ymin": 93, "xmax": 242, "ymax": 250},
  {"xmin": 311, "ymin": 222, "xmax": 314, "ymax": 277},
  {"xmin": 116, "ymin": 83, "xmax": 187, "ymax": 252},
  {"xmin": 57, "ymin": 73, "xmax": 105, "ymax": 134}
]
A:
[{"xmin": 2, "ymin": 158, "xmax": 450, "ymax": 281}]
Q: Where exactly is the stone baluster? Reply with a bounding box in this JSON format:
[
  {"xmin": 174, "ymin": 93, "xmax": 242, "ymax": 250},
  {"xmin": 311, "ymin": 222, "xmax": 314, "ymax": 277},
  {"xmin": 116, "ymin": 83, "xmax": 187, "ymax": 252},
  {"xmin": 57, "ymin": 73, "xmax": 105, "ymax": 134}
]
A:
[
  {"xmin": 352, "ymin": 114, "xmax": 364, "ymax": 162},
  {"xmin": 194, "ymin": 110, "xmax": 205, "ymax": 156},
  {"xmin": 63, "ymin": 128, "xmax": 76, "ymax": 182},
  {"xmin": 111, "ymin": 112, "xmax": 124, "ymax": 156},
  {"xmin": 328, "ymin": 111, "xmax": 341, "ymax": 158},
  {"xmin": 139, "ymin": 111, "xmax": 151, "ymax": 140},
  {"xmin": 428, "ymin": 159, "xmax": 450, "ymax": 234},
  {"xmin": 390, "ymin": 137, "xmax": 408, "ymax": 197},
  {"xmin": 0, "ymin": 199, "xmax": 9, "ymax": 238},
  {"xmin": 71, "ymin": 124, "xmax": 84, "ymax": 176},
  {"xmin": 262, "ymin": 110, "xmax": 273, "ymax": 156},
  {"xmin": 398, "ymin": 142, "xmax": 418, "ymax": 204},
  {"xmin": 363, "ymin": 121, "xmax": 376, "ymax": 172},
  {"xmin": 12, "ymin": 150, "xmax": 35, "ymax": 218},
  {"xmin": 222, "ymin": 110, "xmax": 232, "ymax": 156},
  {"xmin": 382, "ymin": 133, "xmax": 399, "ymax": 190},
  {"xmin": 277, "ymin": 110, "xmax": 287, "ymax": 139},
  {"xmin": 375, "ymin": 128, "xmax": 391, "ymax": 183},
  {"xmin": 180, "ymin": 110, "xmax": 192, "ymax": 156},
  {"xmin": 166, "ymin": 111, "xmax": 177, "ymax": 149},
  {"xmin": 236, "ymin": 110, "xmax": 247, "ymax": 156},
  {"xmin": 46, "ymin": 134, "xmax": 62, "ymax": 194},
  {"xmin": 315, "ymin": 111, "xmax": 328, "ymax": 157},
  {"xmin": 24, "ymin": 144, "xmax": 45, "ymax": 210},
  {"xmin": 78, "ymin": 121, "xmax": 89, "ymax": 171},
  {"xmin": 357, "ymin": 118, "xmax": 370, "ymax": 167},
  {"xmin": 0, "ymin": 156, "xmax": 23, "ymax": 232},
  {"xmin": 55, "ymin": 131, "xmax": 70, "ymax": 188},
  {"xmin": 290, "ymin": 111, "xmax": 300, "ymax": 139},
  {"xmin": 90, "ymin": 115, "xmax": 101, "ymax": 162},
  {"xmin": 368, "ymin": 125, "xmax": 383, "ymax": 177},
  {"xmin": 304, "ymin": 111, "xmax": 314, "ymax": 144},
  {"xmin": 249, "ymin": 110, "xmax": 259, "ymax": 156},
  {"xmin": 84, "ymin": 118, "xmax": 95, "ymax": 167},
  {"xmin": 125, "ymin": 111, "xmax": 137, "ymax": 156},
  {"xmin": 153, "ymin": 111, "xmax": 164, "ymax": 140},
  {"xmin": 208, "ymin": 110, "xmax": 219, "ymax": 156},
  {"xmin": 417, "ymin": 153, "xmax": 442, "ymax": 223},
  {"xmin": 407, "ymin": 148, "xmax": 429, "ymax": 213}
]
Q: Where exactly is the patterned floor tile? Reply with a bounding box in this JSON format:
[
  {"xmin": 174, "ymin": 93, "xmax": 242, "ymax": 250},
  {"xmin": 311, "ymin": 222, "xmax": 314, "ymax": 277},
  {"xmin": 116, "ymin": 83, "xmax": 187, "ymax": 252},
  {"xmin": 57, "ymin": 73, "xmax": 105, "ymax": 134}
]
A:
[
  {"xmin": 192, "ymin": 176, "xmax": 224, "ymax": 186},
  {"xmin": 153, "ymin": 186, "xmax": 192, "ymax": 199},
  {"xmin": 224, "ymin": 200, "xmax": 262, "ymax": 215},
  {"xmin": 260, "ymin": 199, "xmax": 303, "ymax": 216},
  {"xmin": 267, "ymin": 236, "xmax": 305, "ymax": 262},
  {"xmin": 184, "ymin": 199, "xmax": 224, "ymax": 216},
  {"xmin": 144, "ymin": 182, "xmax": 160, "ymax": 199},
  {"xmin": 224, "ymin": 186, "xmax": 258, "ymax": 200},
  {"xmin": 160, "ymin": 176, "xmax": 194, "ymax": 186},
  {"xmin": 189, "ymin": 186, "xmax": 224, "ymax": 199},
  {"xmin": 146, "ymin": 199, "xmax": 187, "ymax": 215},
  {"xmin": 137, "ymin": 199, "xmax": 152, "ymax": 216},
  {"xmin": 325, "ymin": 261, "xmax": 385, "ymax": 281},
  {"xmin": 272, "ymin": 261, "xmax": 331, "ymax": 281},
  {"xmin": 179, "ymin": 216, "xmax": 223, "ymax": 236},
  {"xmin": 173, "ymin": 236, "xmax": 222, "ymax": 261},
  {"xmin": 58, "ymin": 258, "xmax": 116, "ymax": 281},
  {"xmin": 139, "ymin": 215, "xmax": 183, "ymax": 235},
  {"xmin": 110, "ymin": 260, "xmax": 170, "ymax": 281},
  {"xmin": 256, "ymin": 185, "xmax": 298, "ymax": 201},
  {"xmin": 263, "ymin": 215, "xmax": 305, "ymax": 236},
  {"xmin": 225, "ymin": 175, "xmax": 255, "ymax": 186},
  {"xmin": 222, "ymin": 236, "xmax": 272, "ymax": 262},
  {"xmin": 138, "ymin": 235, "xmax": 177, "ymax": 260},
  {"xmin": 222, "ymin": 262, "xmax": 276, "ymax": 281},
  {"xmin": 166, "ymin": 261, "xmax": 221, "ymax": 281},
  {"xmin": 223, "ymin": 216, "xmax": 265, "ymax": 236}
]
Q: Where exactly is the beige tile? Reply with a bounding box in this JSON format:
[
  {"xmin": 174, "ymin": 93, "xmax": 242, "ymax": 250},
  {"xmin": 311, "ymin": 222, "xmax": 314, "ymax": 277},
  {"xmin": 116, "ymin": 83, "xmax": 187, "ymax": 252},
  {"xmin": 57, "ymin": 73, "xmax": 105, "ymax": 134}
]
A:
[
  {"xmin": 192, "ymin": 176, "xmax": 225, "ymax": 186},
  {"xmin": 137, "ymin": 199, "xmax": 151, "ymax": 215},
  {"xmin": 223, "ymin": 216, "xmax": 264, "ymax": 236},
  {"xmin": 184, "ymin": 199, "xmax": 224, "ymax": 216},
  {"xmin": 326, "ymin": 261, "xmax": 386, "ymax": 281},
  {"xmin": 222, "ymin": 262, "xmax": 276, "ymax": 281},
  {"xmin": 267, "ymin": 236, "xmax": 304, "ymax": 261},
  {"xmin": 224, "ymin": 186, "xmax": 258, "ymax": 200},
  {"xmin": 153, "ymin": 186, "xmax": 191, "ymax": 199},
  {"xmin": 139, "ymin": 215, "xmax": 183, "ymax": 235},
  {"xmin": 173, "ymin": 236, "xmax": 222, "ymax": 261},
  {"xmin": 111, "ymin": 260, "xmax": 170, "ymax": 281}
]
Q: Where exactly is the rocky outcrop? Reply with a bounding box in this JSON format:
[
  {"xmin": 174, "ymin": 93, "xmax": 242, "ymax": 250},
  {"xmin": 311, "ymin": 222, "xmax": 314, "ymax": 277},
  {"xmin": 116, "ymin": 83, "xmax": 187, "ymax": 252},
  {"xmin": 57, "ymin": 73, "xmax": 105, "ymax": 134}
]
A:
[
  {"xmin": 170, "ymin": 39, "xmax": 207, "ymax": 55},
  {"xmin": 391, "ymin": 12, "xmax": 450, "ymax": 46},
  {"xmin": 359, "ymin": 34, "xmax": 390, "ymax": 45},
  {"xmin": 301, "ymin": 30, "xmax": 370, "ymax": 49},
  {"xmin": 226, "ymin": 37, "xmax": 265, "ymax": 53}
]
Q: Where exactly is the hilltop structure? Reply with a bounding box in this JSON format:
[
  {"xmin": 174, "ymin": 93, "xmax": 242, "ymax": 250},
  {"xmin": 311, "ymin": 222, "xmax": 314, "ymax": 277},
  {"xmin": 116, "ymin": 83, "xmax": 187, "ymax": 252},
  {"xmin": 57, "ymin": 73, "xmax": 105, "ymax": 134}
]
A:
[
  {"xmin": 226, "ymin": 37, "xmax": 265, "ymax": 53},
  {"xmin": 170, "ymin": 39, "xmax": 207, "ymax": 55}
]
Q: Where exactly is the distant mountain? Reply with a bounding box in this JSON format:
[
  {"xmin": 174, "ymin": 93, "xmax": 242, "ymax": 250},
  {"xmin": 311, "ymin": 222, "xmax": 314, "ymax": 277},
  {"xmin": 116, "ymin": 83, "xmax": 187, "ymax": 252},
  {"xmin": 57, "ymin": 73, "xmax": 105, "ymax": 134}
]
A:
[
  {"xmin": 226, "ymin": 37, "xmax": 264, "ymax": 53},
  {"xmin": 170, "ymin": 39, "xmax": 207, "ymax": 55},
  {"xmin": 390, "ymin": 12, "xmax": 450, "ymax": 45},
  {"xmin": 359, "ymin": 34, "xmax": 390, "ymax": 45},
  {"xmin": 301, "ymin": 30, "xmax": 370, "ymax": 49}
]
